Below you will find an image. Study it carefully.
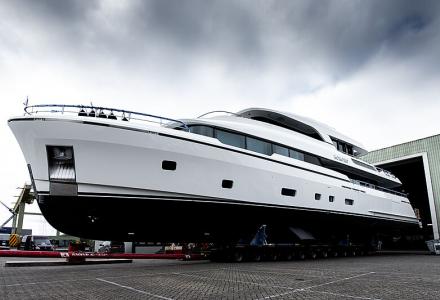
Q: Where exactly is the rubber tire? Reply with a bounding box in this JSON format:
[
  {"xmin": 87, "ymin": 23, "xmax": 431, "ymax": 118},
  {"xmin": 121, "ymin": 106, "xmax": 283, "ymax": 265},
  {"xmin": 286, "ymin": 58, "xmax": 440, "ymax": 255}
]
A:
[
  {"xmin": 233, "ymin": 251, "xmax": 244, "ymax": 262},
  {"xmin": 253, "ymin": 253, "xmax": 262, "ymax": 262}
]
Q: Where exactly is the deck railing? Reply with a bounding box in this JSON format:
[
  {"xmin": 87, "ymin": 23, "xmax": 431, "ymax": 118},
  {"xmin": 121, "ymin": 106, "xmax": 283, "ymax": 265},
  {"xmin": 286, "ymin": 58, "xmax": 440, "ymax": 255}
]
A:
[
  {"xmin": 24, "ymin": 104, "xmax": 189, "ymax": 131},
  {"xmin": 375, "ymin": 166, "xmax": 397, "ymax": 179},
  {"xmin": 350, "ymin": 179, "xmax": 407, "ymax": 197}
]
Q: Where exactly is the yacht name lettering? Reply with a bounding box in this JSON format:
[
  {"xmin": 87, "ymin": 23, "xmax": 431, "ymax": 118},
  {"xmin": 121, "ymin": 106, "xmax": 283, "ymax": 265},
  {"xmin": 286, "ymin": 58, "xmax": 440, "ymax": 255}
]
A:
[{"xmin": 145, "ymin": 131, "xmax": 158, "ymax": 135}]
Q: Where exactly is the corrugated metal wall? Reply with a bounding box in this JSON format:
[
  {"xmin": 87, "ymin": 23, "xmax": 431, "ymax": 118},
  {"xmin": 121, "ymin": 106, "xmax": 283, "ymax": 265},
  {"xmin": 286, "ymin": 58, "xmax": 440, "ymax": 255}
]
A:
[{"xmin": 362, "ymin": 134, "xmax": 440, "ymax": 238}]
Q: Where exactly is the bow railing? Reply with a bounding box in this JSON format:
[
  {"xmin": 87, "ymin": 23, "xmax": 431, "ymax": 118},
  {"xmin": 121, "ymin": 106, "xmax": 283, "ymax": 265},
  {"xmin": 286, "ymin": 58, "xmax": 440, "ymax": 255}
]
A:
[{"xmin": 24, "ymin": 104, "xmax": 189, "ymax": 131}]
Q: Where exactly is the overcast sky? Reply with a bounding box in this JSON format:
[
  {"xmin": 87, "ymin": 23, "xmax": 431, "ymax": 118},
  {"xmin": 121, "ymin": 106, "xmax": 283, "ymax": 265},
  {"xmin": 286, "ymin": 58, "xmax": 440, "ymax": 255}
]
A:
[{"xmin": 1, "ymin": 0, "xmax": 440, "ymax": 235}]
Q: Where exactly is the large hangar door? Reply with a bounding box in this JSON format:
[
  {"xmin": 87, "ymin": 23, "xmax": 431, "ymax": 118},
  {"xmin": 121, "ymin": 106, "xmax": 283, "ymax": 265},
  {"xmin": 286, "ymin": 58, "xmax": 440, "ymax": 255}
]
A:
[{"xmin": 376, "ymin": 156, "xmax": 435, "ymax": 247}]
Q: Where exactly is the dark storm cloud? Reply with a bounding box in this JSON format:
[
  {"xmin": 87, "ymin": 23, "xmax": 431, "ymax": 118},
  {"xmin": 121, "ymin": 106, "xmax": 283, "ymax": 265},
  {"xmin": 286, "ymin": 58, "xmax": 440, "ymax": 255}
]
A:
[{"xmin": 2, "ymin": 0, "xmax": 440, "ymax": 90}]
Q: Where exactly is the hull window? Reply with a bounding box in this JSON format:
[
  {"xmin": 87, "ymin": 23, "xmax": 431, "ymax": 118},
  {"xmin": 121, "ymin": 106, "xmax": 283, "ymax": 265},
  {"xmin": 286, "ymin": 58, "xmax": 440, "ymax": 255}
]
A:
[
  {"xmin": 329, "ymin": 195, "xmax": 335, "ymax": 202},
  {"xmin": 281, "ymin": 188, "xmax": 296, "ymax": 197},
  {"xmin": 162, "ymin": 160, "xmax": 177, "ymax": 171},
  {"xmin": 315, "ymin": 193, "xmax": 321, "ymax": 200},
  {"xmin": 345, "ymin": 199, "xmax": 354, "ymax": 206},
  {"xmin": 222, "ymin": 180, "xmax": 234, "ymax": 189}
]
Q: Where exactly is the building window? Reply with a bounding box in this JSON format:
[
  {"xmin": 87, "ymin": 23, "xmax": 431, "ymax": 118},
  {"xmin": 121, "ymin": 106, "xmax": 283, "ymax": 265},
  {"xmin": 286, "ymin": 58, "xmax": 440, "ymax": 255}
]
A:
[
  {"xmin": 246, "ymin": 137, "xmax": 272, "ymax": 155},
  {"xmin": 281, "ymin": 188, "xmax": 296, "ymax": 197},
  {"xmin": 315, "ymin": 193, "xmax": 321, "ymax": 200},
  {"xmin": 345, "ymin": 199, "xmax": 354, "ymax": 206},
  {"xmin": 215, "ymin": 129, "xmax": 245, "ymax": 149},
  {"xmin": 222, "ymin": 180, "xmax": 233, "ymax": 189},
  {"xmin": 162, "ymin": 160, "xmax": 176, "ymax": 171},
  {"xmin": 329, "ymin": 195, "xmax": 335, "ymax": 202}
]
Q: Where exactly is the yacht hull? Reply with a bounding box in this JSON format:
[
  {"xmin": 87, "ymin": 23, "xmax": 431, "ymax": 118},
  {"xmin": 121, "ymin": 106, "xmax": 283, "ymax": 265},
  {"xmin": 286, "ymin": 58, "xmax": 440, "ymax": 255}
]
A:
[
  {"xmin": 38, "ymin": 193, "xmax": 417, "ymax": 243},
  {"xmin": 8, "ymin": 116, "xmax": 419, "ymax": 243}
]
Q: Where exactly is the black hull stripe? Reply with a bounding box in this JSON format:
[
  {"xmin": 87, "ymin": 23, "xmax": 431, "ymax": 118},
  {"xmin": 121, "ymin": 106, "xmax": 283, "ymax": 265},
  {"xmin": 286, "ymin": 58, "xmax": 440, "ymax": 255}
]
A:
[
  {"xmin": 40, "ymin": 190, "xmax": 418, "ymax": 225},
  {"xmin": 10, "ymin": 118, "xmax": 349, "ymax": 183}
]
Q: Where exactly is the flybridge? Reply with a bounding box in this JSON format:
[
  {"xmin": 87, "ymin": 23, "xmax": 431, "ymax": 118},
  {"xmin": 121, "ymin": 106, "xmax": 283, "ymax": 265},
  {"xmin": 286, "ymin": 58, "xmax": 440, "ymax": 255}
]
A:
[{"xmin": 23, "ymin": 103, "xmax": 189, "ymax": 131}]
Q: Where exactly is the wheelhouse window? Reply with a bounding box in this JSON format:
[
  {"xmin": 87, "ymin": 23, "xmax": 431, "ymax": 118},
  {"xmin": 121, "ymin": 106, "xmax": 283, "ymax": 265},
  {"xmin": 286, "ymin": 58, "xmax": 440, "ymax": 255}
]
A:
[
  {"xmin": 332, "ymin": 137, "xmax": 355, "ymax": 156},
  {"xmin": 189, "ymin": 125, "xmax": 214, "ymax": 137},
  {"xmin": 215, "ymin": 129, "xmax": 245, "ymax": 149},
  {"xmin": 246, "ymin": 137, "xmax": 272, "ymax": 155}
]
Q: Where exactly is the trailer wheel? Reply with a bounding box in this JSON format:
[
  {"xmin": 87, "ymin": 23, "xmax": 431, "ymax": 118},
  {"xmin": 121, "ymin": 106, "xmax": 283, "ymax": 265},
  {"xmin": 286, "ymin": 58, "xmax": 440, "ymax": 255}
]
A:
[
  {"xmin": 297, "ymin": 252, "xmax": 305, "ymax": 260},
  {"xmin": 321, "ymin": 250, "xmax": 328, "ymax": 258},
  {"xmin": 233, "ymin": 251, "xmax": 244, "ymax": 262},
  {"xmin": 309, "ymin": 251, "xmax": 317, "ymax": 259},
  {"xmin": 285, "ymin": 252, "xmax": 294, "ymax": 261},
  {"xmin": 253, "ymin": 252, "xmax": 262, "ymax": 262},
  {"xmin": 270, "ymin": 253, "xmax": 279, "ymax": 261}
]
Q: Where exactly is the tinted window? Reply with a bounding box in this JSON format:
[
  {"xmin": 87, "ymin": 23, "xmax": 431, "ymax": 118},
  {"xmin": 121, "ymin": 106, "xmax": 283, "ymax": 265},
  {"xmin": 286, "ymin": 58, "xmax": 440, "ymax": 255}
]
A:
[
  {"xmin": 216, "ymin": 130, "xmax": 245, "ymax": 149},
  {"xmin": 273, "ymin": 144, "xmax": 289, "ymax": 157},
  {"xmin": 352, "ymin": 158, "xmax": 376, "ymax": 171},
  {"xmin": 189, "ymin": 125, "xmax": 214, "ymax": 137},
  {"xmin": 246, "ymin": 137, "xmax": 272, "ymax": 155},
  {"xmin": 34, "ymin": 238, "xmax": 51, "ymax": 244},
  {"xmin": 289, "ymin": 149, "xmax": 305, "ymax": 161},
  {"xmin": 305, "ymin": 154, "xmax": 321, "ymax": 166}
]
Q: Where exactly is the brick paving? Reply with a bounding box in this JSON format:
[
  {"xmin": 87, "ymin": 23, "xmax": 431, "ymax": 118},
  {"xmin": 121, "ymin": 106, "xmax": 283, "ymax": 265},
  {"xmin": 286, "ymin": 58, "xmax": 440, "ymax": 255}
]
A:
[{"xmin": 1, "ymin": 254, "xmax": 439, "ymax": 299}]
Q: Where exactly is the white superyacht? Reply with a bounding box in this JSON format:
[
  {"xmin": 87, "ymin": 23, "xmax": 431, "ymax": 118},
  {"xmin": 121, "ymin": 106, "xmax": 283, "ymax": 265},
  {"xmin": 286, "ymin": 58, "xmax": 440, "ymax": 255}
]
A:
[{"xmin": 8, "ymin": 104, "xmax": 419, "ymax": 244}]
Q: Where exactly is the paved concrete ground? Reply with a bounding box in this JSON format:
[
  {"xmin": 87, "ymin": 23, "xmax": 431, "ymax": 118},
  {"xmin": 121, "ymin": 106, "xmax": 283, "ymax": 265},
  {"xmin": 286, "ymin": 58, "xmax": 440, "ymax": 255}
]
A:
[{"xmin": 1, "ymin": 254, "xmax": 439, "ymax": 299}]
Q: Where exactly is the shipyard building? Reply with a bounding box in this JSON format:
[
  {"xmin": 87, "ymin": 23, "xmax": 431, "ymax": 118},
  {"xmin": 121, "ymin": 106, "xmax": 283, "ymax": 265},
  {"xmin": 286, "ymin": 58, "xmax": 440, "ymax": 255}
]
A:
[{"xmin": 362, "ymin": 134, "xmax": 440, "ymax": 246}]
